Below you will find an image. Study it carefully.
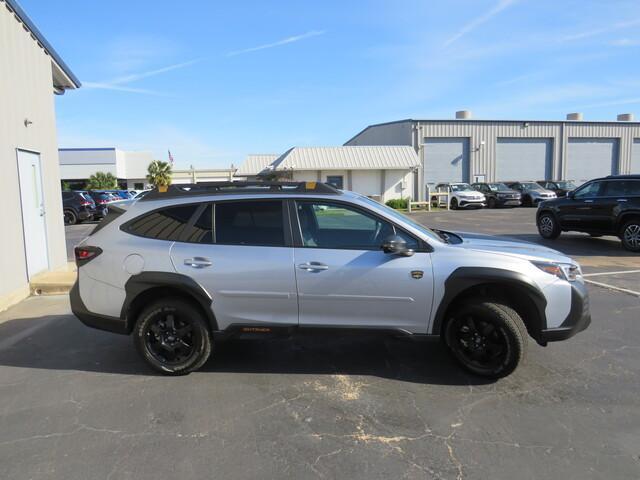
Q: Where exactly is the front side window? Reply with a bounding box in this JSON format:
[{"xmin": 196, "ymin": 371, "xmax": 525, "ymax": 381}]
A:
[
  {"xmin": 215, "ymin": 201, "xmax": 284, "ymax": 246},
  {"xmin": 125, "ymin": 204, "xmax": 199, "ymax": 241},
  {"xmin": 573, "ymin": 181, "xmax": 603, "ymax": 199},
  {"xmin": 297, "ymin": 201, "xmax": 418, "ymax": 250},
  {"xmin": 489, "ymin": 183, "xmax": 508, "ymax": 191}
]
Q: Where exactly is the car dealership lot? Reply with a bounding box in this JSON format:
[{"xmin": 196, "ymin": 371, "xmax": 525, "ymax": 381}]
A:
[{"xmin": 0, "ymin": 209, "xmax": 638, "ymax": 479}]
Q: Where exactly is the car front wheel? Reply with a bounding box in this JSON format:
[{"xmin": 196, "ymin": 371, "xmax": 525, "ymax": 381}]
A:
[
  {"xmin": 450, "ymin": 198, "xmax": 458, "ymax": 210},
  {"xmin": 621, "ymin": 220, "xmax": 640, "ymax": 252},
  {"xmin": 488, "ymin": 197, "xmax": 496, "ymax": 209},
  {"xmin": 134, "ymin": 298, "xmax": 212, "ymax": 375},
  {"xmin": 444, "ymin": 300, "xmax": 527, "ymax": 378},
  {"xmin": 537, "ymin": 212, "xmax": 561, "ymax": 239}
]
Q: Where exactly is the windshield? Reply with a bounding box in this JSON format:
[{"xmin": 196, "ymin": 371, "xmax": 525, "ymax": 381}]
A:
[
  {"xmin": 358, "ymin": 196, "xmax": 444, "ymax": 243},
  {"xmin": 520, "ymin": 182, "xmax": 543, "ymax": 191},
  {"xmin": 556, "ymin": 181, "xmax": 576, "ymax": 190},
  {"xmin": 450, "ymin": 183, "xmax": 473, "ymax": 192},
  {"xmin": 488, "ymin": 183, "xmax": 509, "ymax": 191}
]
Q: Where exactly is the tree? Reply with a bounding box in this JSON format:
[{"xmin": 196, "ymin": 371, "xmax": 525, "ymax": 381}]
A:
[
  {"xmin": 61, "ymin": 181, "xmax": 71, "ymax": 191},
  {"xmin": 147, "ymin": 160, "xmax": 172, "ymax": 188},
  {"xmin": 86, "ymin": 171, "xmax": 118, "ymax": 190}
]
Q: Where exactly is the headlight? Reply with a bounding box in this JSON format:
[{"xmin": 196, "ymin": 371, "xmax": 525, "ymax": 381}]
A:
[
  {"xmin": 531, "ymin": 262, "xmax": 582, "ymax": 282},
  {"xmin": 532, "ymin": 261, "xmax": 582, "ymax": 281}
]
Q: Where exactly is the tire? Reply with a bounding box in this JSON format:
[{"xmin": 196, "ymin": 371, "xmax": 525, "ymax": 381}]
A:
[
  {"xmin": 64, "ymin": 209, "xmax": 77, "ymax": 225},
  {"xmin": 537, "ymin": 212, "xmax": 561, "ymax": 239},
  {"xmin": 488, "ymin": 197, "xmax": 497, "ymax": 209},
  {"xmin": 443, "ymin": 300, "xmax": 527, "ymax": 378},
  {"xmin": 523, "ymin": 195, "xmax": 533, "ymax": 207},
  {"xmin": 431, "ymin": 195, "xmax": 438, "ymax": 208},
  {"xmin": 620, "ymin": 220, "xmax": 640, "ymax": 252},
  {"xmin": 134, "ymin": 298, "xmax": 212, "ymax": 375},
  {"xmin": 450, "ymin": 198, "xmax": 458, "ymax": 210}
]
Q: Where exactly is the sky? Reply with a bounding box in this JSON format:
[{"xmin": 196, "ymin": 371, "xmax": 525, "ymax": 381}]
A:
[{"xmin": 20, "ymin": 0, "xmax": 640, "ymax": 169}]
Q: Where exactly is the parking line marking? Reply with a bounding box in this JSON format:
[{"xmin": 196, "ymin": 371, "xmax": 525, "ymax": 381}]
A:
[
  {"xmin": 584, "ymin": 279, "xmax": 640, "ymax": 297},
  {"xmin": 583, "ymin": 269, "xmax": 640, "ymax": 277}
]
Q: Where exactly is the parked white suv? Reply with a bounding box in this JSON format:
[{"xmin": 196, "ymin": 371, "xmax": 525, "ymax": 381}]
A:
[
  {"xmin": 431, "ymin": 182, "xmax": 486, "ymax": 209},
  {"xmin": 71, "ymin": 182, "xmax": 590, "ymax": 377}
]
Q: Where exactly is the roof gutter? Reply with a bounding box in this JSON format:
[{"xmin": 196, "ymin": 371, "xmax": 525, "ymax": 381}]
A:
[{"xmin": 4, "ymin": 0, "xmax": 81, "ymax": 89}]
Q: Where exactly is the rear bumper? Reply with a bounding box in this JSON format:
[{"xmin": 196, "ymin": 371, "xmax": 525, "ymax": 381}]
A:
[
  {"xmin": 540, "ymin": 281, "xmax": 591, "ymax": 342},
  {"xmin": 70, "ymin": 280, "xmax": 129, "ymax": 334}
]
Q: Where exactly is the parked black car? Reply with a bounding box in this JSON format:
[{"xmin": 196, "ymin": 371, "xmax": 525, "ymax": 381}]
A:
[
  {"xmin": 537, "ymin": 180, "xmax": 577, "ymax": 198},
  {"xmin": 62, "ymin": 191, "xmax": 96, "ymax": 225},
  {"xmin": 471, "ymin": 182, "xmax": 521, "ymax": 208},
  {"xmin": 536, "ymin": 175, "xmax": 640, "ymax": 252},
  {"xmin": 84, "ymin": 191, "xmax": 111, "ymax": 219}
]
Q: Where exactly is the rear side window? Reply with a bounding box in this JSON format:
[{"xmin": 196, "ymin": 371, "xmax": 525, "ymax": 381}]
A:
[
  {"xmin": 124, "ymin": 204, "xmax": 199, "ymax": 241},
  {"xmin": 183, "ymin": 204, "xmax": 213, "ymax": 244},
  {"xmin": 603, "ymin": 180, "xmax": 640, "ymax": 197},
  {"xmin": 215, "ymin": 201, "xmax": 284, "ymax": 246}
]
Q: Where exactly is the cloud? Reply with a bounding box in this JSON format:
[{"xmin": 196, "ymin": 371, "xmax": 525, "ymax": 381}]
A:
[
  {"xmin": 226, "ymin": 30, "xmax": 326, "ymax": 56},
  {"xmin": 610, "ymin": 38, "xmax": 640, "ymax": 47},
  {"xmin": 82, "ymin": 81, "xmax": 165, "ymax": 96},
  {"xmin": 444, "ymin": 0, "xmax": 517, "ymax": 47},
  {"xmin": 561, "ymin": 18, "xmax": 640, "ymax": 42},
  {"xmin": 577, "ymin": 97, "xmax": 640, "ymax": 109}
]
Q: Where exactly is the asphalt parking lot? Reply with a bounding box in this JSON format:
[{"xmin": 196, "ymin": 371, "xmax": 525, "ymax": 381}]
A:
[{"xmin": 1, "ymin": 208, "xmax": 639, "ymax": 479}]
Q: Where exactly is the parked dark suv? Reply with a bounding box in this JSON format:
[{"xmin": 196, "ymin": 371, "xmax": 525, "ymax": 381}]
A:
[
  {"xmin": 62, "ymin": 191, "xmax": 96, "ymax": 225},
  {"xmin": 536, "ymin": 175, "xmax": 640, "ymax": 252},
  {"xmin": 471, "ymin": 182, "xmax": 521, "ymax": 208},
  {"xmin": 537, "ymin": 180, "xmax": 577, "ymax": 198}
]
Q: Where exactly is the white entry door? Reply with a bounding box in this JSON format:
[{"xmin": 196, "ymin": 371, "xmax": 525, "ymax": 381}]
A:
[{"xmin": 17, "ymin": 150, "xmax": 49, "ymax": 277}]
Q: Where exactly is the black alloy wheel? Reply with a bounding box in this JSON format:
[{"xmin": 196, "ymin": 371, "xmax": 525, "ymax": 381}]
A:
[
  {"xmin": 444, "ymin": 301, "xmax": 526, "ymax": 378},
  {"xmin": 134, "ymin": 299, "xmax": 212, "ymax": 375},
  {"xmin": 64, "ymin": 209, "xmax": 78, "ymax": 225}
]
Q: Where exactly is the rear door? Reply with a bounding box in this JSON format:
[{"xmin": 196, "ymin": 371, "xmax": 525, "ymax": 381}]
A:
[
  {"xmin": 292, "ymin": 199, "xmax": 433, "ymax": 333},
  {"xmin": 171, "ymin": 199, "xmax": 298, "ymax": 329},
  {"xmin": 599, "ymin": 180, "xmax": 640, "ymax": 232}
]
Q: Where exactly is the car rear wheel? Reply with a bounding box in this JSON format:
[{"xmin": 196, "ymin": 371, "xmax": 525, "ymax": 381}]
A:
[
  {"xmin": 64, "ymin": 209, "xmax": 77, "ymax": 225},
  {"xmin": 134, "ymin": 298, "xmax": 212, "ymax": 375},
  {"xmin": 450, "ymin": 198, "xmax": 458, "ymax": 210},
  {"xmin": 621, "ymin": 220, "xmax": 640, "ymax": 252},
  {"xmin": 537, "ymin": 212, "xmax": 561, "ymax": 239},
  {"xmin": 444, "ymin": 300, "xmax": 527, "ymax": 378}
]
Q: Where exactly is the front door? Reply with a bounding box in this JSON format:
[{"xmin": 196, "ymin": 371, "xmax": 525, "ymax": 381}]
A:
[
  {"xmin": 170, "ymin": 200, "xmax": 298, "ymax": 330},
  {"xmin": 558, "ymin": 180, "xmax": 604, "ymax": 230},
  {"xmin": 293, "ymin": 200, "xmax": 433, "ymax": 333},
  {"xmin": 16, "ymin": 150, "xmax": 48, "ymax": 277}
]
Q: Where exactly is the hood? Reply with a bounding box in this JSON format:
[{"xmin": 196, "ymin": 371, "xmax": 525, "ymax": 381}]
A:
[{"xmin": 445, "ymin": 231, "xmax": 573, "ymax": 264}]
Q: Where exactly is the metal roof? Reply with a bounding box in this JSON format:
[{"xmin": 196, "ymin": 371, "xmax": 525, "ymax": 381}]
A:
[
  {"xmin": 267, "ymin": 146, "xmax": 419, "ymax": 171},
  {"xmin": 237, "ymin": 154, "xmax": 279, "ymax": 175},
  {"xmin": 4, "ymin": 0, "xmax": 81, "ymax": 89}
]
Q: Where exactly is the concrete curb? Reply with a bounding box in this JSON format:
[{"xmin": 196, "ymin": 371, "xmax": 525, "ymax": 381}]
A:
[{"xmin": 29, "ymin": 262, "xmax": 76, "ymax": 296}]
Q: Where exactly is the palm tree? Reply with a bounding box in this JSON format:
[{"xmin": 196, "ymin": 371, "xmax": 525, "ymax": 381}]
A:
[
  {"xmin": 86, "ymin": 171, "xmax": 118, "ymax": 190},
  {"xmin": 147, "ymin": 160, "xmax": 172, "ymax": 188}
]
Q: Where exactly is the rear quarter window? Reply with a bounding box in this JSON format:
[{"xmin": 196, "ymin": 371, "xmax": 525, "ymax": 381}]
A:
[{"xmin": 122, "ymin": 204, "xmax": 200, "ymax": 241}]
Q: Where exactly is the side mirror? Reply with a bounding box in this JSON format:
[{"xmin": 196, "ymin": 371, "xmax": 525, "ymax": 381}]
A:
[
  {"xmin": 381, "ymin": 235, "xmax": 414, "ymax": 257},
  {"xmin": 567, "ymin": 190, "xmax": 575, "ymax": 199}
]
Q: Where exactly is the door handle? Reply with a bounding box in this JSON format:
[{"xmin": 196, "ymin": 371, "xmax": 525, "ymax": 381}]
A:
[
  {"xmin": 583, "ymin": 200, "xmax": 594, "ymax": 203},
  {"xmin": 617, "ymin": 199, "xmax": 628, "ymax": 202},
  {"xmin": 298, "ymin": 262, "xmax": 329, "ymax": 271},
  {"xmin": 184, "ymin": 257, "xmax": 212, "ymax": 268}
]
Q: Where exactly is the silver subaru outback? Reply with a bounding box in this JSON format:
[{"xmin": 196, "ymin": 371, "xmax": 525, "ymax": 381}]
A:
[{"xmin": 71, "ymin": 181, "xmax": 590, "ymax": 378}]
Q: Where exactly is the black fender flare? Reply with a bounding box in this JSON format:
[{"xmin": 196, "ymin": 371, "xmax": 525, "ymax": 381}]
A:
[
  {"xmin": 122, "ymin": 272, "xmax": 217, "ymax": 331},
  {"xmin": 431, "ymin": 267, "xmax": 548, "ymax": 342}
]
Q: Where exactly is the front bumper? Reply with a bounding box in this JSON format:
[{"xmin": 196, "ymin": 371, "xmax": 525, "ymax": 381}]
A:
[
  {"xmin": 496, "ymin": 198, "xmax": 521, "ymax": 206},
  {"xmin": 459, "ymin": 199, "xmax": 486, "ymax": 208},
  {"xmin": 540, "ymin": 281, "xmax": 591, "ymax": 342}
]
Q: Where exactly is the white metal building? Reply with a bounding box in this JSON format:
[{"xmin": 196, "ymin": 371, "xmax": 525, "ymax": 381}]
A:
[
  {"xmin": 1, "ymin": 0, "xmax": 80, "ymax": 309},
  {"xmin": 235, "ymin": 154, "xmax": 279, "ymax": 180},
  {"xmin": 345, "ymin": 111, "xmax": 640, "ymax": 200},
  {"xmin": 172, "ymin": 167, "xmax": 236, "ymax": 184},
  {"xmin": 59, "ymin": 148, "xmax": 154, "ymax": 190},
  {"xmin": 242, "ymin": 146, "xmax": 419, "ymax": 202}
]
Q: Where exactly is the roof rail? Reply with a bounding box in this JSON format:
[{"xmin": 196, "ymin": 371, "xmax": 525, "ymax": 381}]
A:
[{"xmin": 140, "ymin": 181, "xmax": 340, "ymax": 201}]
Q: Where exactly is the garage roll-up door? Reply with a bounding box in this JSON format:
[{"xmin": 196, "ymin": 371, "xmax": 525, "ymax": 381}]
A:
[
  {"xmin": 567, "ymin": 138, "xmax": 618, "ymax": 184},
  {"xmin": 423, "ymin": 138, "xmax": 469, "ymax": 184},
  {"xmin": 496, "ymin": 138, "xmax": 552, "ymax": 181},
  {"xmin": 632, "ymin": 139, "xmax": 640, "ymax": 174}
]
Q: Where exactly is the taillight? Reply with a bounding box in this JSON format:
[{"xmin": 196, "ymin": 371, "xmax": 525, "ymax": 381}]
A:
[
  {"xmin": 74, "ymin": 246, "xmax": 103, "ymax": 266},
  {"xmin": 81, "ymin": 201, "xmax": 92, "ymax": 206}
]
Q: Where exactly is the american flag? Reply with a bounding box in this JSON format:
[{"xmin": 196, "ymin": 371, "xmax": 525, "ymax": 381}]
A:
[{"xmin": 168, "ymin": 149, "xmax": 174, "ymax": 165}]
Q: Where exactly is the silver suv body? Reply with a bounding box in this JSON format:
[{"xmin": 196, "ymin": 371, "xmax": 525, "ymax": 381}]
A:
[{"xmin": 71, "ymin": 182, "xmax": 590, "ymax": 377}]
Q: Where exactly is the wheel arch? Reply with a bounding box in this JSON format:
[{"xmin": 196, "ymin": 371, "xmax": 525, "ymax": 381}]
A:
[
  {"xmin": 616, "ymin": 211, "xmax": 640, "ymax": 232},
  {"xmin": 431, "ymin": 268, "xmax": 548, "ymax": 345},
  {"xmin": 122, "ymin": 272, "xmax": 218, "ymax": 333}
]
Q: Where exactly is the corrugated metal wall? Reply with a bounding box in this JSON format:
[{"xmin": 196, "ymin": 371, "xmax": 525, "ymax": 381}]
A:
[{"xmin": 632, "ymin": 139, "xmax": 640, "ymax": 174}]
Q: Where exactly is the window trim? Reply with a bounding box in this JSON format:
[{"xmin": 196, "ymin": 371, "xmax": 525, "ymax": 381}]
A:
[{"xmin": 289, "ymin": 198, "xmax": 431, "ymax": 252}]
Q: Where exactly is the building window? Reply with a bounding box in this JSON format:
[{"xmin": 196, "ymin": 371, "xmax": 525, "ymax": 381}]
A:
[
  {"xmin": 326, "ymin": 175, "xmax": 344, "ymax": 189},
  {"xmin": 134, "ymin": 183, "xmax": 144, "ymax": 190}
]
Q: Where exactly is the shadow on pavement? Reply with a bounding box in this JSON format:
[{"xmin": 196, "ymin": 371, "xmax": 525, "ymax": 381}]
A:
[
  {"xmin": 495, "ymin": 232, "xmax": 631, "ymax": 258},
  {"xmin": 0, "ymin": 314, "xmax": 493, "ymax": 386}
]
